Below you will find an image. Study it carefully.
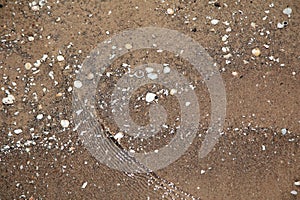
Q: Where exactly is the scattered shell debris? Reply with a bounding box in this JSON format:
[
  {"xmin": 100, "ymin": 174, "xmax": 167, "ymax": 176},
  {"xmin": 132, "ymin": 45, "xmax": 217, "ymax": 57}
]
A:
[{"xmin": 0, "ymin": 1, "xmax": 299, "ymax": 199}]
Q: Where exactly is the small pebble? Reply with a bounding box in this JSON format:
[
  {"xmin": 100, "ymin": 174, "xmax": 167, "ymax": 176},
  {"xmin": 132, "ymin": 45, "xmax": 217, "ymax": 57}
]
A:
[
  {"xmin": 125, "ymin": 43, "xmax": 132, "ymax": 50},
  {"xmin": 60, "ymin": 120, "xmax": 70, "ymax": 128},
  {"xmin": 25, "ymin": 62, "xmax": 32, "ymax": 70},
  {"xmin": 170, "ymin": 89, "xmax": 177, "ymax": 95},
  {"xmin": 2, "ymin": 94, "xmax": 15, "ymax": 105},
  {"xmin": 252, "ymin": 48, "xmax": 261, "ymax": 57},
  {"xmin": 28, "ymin": 36, "xmax": 34, "ymax": 41},
  {"xmin": 87, "ymin": 73, "xmax": 94, "ymax": 80},
  {"xmin": 145, "ymin": 67, "xmax": 154, "ymax": 73},
  {"xmin": 31, "ymin": 5, "xmax": 39, "ymax": 11},
  {"xmin": 14, "ymin": 129, "xmax": 23, "ymax": 134},
  {"xmin": 250, "ymin": 22, "xmax": 257, "ymax": 28},
  {"xmin": 145, "ymin": 92, "xmax": 156, "ymax": 103},
  {"xmin": 147, "ymin": 73, "xmax": 158, "ymax": 80},
  {"xmin": 74, "ymin": 80, "xmax": 83, "ymax": 88},
  {"xmin": 56, "ymin": 92, "xmax": 63, "ymax": 97},
  {"xmin": 57, "ymin": 55, "xmax": 65, "ymax": 62},
  {"xmin": 232, "ymin": 71, "xmax": 238, "ymax": 76},
  {"xmin": 294, "ymin": 181, "xmax": 300, "ymax": 186},
  {"xmin": 281, "ymin": 128, "xmax": 287, "ymax": 135},
  {"xmin": 36, "ymin": 114, "xmax": 44, "ymax": 120},
  {"xmin": 163, "ymin": 66, "xmax": 171, "ymax": 74},
  {"xmin": 222, "ymin": 35, "xmax": 229, "ymax": 42},
  {"xmin": 211, "ymin": 19, "xmax": 220, "ymax": 25},
  {"xmin": 167, "ymin": 8, "xmax": 174, "ymax": 15}
]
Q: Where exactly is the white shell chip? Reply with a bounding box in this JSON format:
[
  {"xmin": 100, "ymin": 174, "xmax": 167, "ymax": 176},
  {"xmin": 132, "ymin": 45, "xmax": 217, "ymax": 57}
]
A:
[
  {"xmin": 60, "ymin": 120, "xmax": 70, "ymax": 128},
  {"xmin": 74, "ymin": 80, "xmax": 83, "ymax": 88},
  {"xmin": 57, "ymin": 55, "xmax": 65, "ymax": 61},
  {"xmin": 146, "ymin": 92, "xmax": 156, "ymax": 103},
  {"xmin": 283, "ymin": 7, "xmax": 292, "ymax": 17}
]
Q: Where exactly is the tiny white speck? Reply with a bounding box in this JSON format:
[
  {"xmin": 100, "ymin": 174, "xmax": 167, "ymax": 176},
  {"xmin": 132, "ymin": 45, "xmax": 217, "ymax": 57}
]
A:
[
  {"xmin": 170, "ymin": 89, "xmax": 177, "ymax": 95},
  {"xmin": 283, "ymin": 7, "xmax": 292, "ymax": 17},
  {"xmin": 211, "ymin": 19, "xmax": 219, "ymax": 25},
  {"xmin": 114, "ymin": 132, "xmax": 124, "ymax": 140},
  {"xmin": 277, "ymin": 22, "xmax": 284, "ymax": 29},
  {"xmin": 14, "ymin": 129, "xmax": 23, "ymax": 134},
  {"xmin": 125, "ymin": 43, "xmax": 132, "ymax": 50},
  {"xmin": 28, "ymin": 36, "xmax": 34, "ymax": 41},
  {"xmin": 81, "ymin": 182, "xmax": 88, "ymax": 189},
  {"xmin": 74, "ymin": 80, "xmax": 83, "ymax": 88},
  {"xmin": 163, "ymin": 66, "xmax": 171, "ymax": 74},
  {"xmin": 87, "ymin": 73, "xmax": 94, "ymax": 80},
  {"xmin": 57, "ymin": 55, "xmax": 64, "ymax": 62},
  {"xmin": 145, "ymin": 67, "xmax": 154, "ymax": 73},
  {"xmin": 36, "ymin": 114, "xmax": 44, "ymax": 120},
  {"xmin": 146, "ymin": 92, "xmax": 156, "ymax": 103},
  {"xmin": 25, "ymin": 62, "xmax": 32, "ymax": 70},
  {"xmin": 147, "ymin": 73, "xmax": 158, "ymax": 80},
  {"xmin": 167, "ymin": 8, "xmax": 174, "ymax": 15},
  {"xmin": 291, "ymin": 190, "xmax": 297, "ymax": 195},
  {"xmin": 294, "ymin": 181, "xmax": 300, "ymax": 186},
  {"xmin": 222, "ymin": 35, "xmax": 229, "ymax": 42},
  {"xmin": 232, "ymin": 71, "xmax": 238, "ymax": 76},
  {"xmin": 61, "ymin": 120, "xmax": 70, "ymax": 128}
]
